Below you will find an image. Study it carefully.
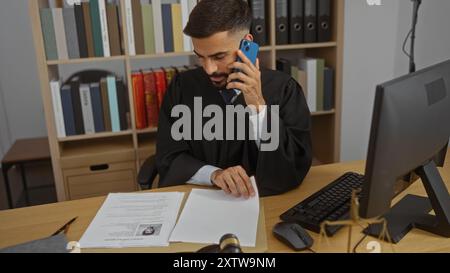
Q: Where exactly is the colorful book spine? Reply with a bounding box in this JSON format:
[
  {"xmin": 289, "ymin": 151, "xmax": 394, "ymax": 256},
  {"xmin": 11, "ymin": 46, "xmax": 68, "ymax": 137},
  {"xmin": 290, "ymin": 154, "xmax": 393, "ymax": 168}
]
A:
[
  {"xmin": 141, "ymin": 3, "xmax": 155, "ymax": 55},
  {"xmin": 100, "ymin": 78, "xmax": 112, "ymax": 131},
  {"xmin": 299, "ymin": 58, "xmax": 317, "ymax": 112},
  {"xmin": 143, "ymin": 71, "xmax": 159, "ymax": 128},
  {"xmin": 82, "ymin": 2, "xmax": 95, "ymax": 57},
  {"xmin": 131, "ymin": 0, "xmax": 145, "ymax": 55},
  {"xmin": 79, "ymin": 84, "xmax": 95, "ymax": 134},
  {"xmin": 52, "ymin": 8, "xmax": 69, "ymax": 60},
  {"xmin": 124, "ymin": 0, "xmax": 136, "ymax": 55},
  {"xmin": 153, "ymin": 69, "xmax": 167, "ymax": 110},
  {"xmin": 60, "ymin": 84, "xmax": 77, "ymax": 136},
  {"xmin": 106, "ymin": 3, "xmax": 122, "ymax": 56},
  {"xmin": 39, "ymin": 8, "xmax": 58, "ymax": 60},
  {"xmin": 107, "ymin": 76, "xmax": 121, "ymax": 132},
  {"xmin": 323, "ymin": 67, "xmax": 334, "ymax": 111},
  {"xmin": 62, "ymin": 8, "xmax": 80, "ymax": 59},
  {"xmin": 74, "ymin": 4, "xmax": 89, "ymax": 58},
  {"xmin": 70, "ymin": 79, "xmax": 85, "ymax": 135},
  {"xmin": 116, "ymin": 79, "xmax": 129, "ymax": 131},
  {"xmin": 316, "ymin": 59, "xmax": 325, "ymax": 111},
  {"xmin": 50, "ymin": 80, "xmax": 66, "ymax": 138},
  {"xmin": 98, "ymin": 0, "xmax": 111, "ymax": 57},
  {"xmin": 152, "ymin": 0, "xmax": 165, "ymax": 53},
  {"xmin": 90, "ymin": 82, "xmax": 106, "ymax": 133},
  {"xmin": 181, "ymin": 0, "xmax": 192, "ymax": 52},
  {"xmin": 132, "ymin": 72, "xmax": 147, "ymax": 129},
  {"xmin": 171, "ymin": 3, "xmax": 183, "ymax": 52},
  {"xmin": 161, "ymin": 4, "xmax": 174, "ymax": 52},
  {"xmin": 89, "ymin": 0, "xmax": 105, "ymax": 57}
]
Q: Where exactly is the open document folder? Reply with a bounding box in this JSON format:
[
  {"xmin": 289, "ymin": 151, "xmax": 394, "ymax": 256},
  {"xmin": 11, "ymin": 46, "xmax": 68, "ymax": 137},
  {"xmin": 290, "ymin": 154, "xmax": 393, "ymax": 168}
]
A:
[
  {"xmin": 79, "ymin": 192, "xmax": 184, "ymax": 248},
  {"xmin": 170, "ymin": 177, "xmax": 260, "ymax": 247}
]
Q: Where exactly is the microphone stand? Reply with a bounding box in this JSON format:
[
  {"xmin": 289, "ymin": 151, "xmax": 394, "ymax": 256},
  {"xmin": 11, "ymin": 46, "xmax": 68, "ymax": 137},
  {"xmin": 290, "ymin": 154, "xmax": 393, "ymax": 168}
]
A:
[{"xmin": 409, "ymin": 0, "xmax": 422, "ymax": 73}]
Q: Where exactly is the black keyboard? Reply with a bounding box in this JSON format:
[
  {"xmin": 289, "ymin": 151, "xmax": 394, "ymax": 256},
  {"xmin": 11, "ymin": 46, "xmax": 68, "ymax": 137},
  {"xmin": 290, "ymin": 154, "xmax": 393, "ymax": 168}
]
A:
[{"xmin": 280, "ymin": 172, "xmax": 364, "ymax": 236}]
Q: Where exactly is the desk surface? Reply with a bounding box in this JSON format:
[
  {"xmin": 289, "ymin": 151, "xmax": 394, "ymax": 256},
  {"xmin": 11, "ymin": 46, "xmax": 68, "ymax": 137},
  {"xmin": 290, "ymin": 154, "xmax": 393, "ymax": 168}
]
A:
[
  {"xmin": 1, "ymin": 137, "xmax": 50, "ymax": 164},
  {"xmin": 1, "ymin": 155, "xmax": 449, "ymax": 253}
]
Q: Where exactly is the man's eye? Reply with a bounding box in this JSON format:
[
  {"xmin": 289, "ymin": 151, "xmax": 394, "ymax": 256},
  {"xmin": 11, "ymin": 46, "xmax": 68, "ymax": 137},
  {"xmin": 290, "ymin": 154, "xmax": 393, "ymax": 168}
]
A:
[{"xmin": 214, "ymin": 55, "xmax": 225, "ymax": 61}]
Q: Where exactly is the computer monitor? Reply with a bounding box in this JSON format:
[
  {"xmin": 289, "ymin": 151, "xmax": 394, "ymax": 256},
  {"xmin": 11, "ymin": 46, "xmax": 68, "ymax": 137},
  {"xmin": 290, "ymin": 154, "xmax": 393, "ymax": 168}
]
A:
[{"xmin": 360, "ymin": 59, "xmax": 450, "ymax": 242}]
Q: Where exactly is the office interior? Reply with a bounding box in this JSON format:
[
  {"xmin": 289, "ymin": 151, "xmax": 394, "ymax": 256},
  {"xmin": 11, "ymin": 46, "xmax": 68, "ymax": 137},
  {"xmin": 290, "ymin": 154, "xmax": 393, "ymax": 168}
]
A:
[{"xmin": 0, "ymin": 0, "xmax": 449, "ymax": 253}]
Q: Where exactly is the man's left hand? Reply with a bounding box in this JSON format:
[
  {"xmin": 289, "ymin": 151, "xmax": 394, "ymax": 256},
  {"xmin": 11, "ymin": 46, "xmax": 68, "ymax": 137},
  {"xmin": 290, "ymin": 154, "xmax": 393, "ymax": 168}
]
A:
[{"xmin": 226, "ymin": 50, "xmax": 266, "ymax": 112}]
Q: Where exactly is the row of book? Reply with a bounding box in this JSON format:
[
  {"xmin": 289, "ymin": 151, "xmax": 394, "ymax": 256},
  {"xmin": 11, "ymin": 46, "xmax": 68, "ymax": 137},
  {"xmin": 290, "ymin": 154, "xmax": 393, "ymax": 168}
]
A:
[
  {"xmin": 250, "ymin": 0, "xmax": 333, "ymax": 46},
  {"xmin": 40, "ymin": 0, "xmax": 123, "ymax": 60},
  {"xmin": 50, "ymin": 76, "xmax": 130, "ymax": 138},
  {"xmin": 125, "ymin": 0, "xmax": 198, "ymax": 56},
  {"xmin": 277, "ymin": 58, "xmax": 334, "ymax": 112},
  {"xmin": 131, "ymin": 65, "xmax": 198, "ymax": 130}
]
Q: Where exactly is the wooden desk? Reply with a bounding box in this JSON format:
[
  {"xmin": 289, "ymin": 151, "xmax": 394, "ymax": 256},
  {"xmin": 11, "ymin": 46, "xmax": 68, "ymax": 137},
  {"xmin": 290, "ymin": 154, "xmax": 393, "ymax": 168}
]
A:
[{"xmin": 0, "ymin": 156, "xmax": 449, "ymax": 253}]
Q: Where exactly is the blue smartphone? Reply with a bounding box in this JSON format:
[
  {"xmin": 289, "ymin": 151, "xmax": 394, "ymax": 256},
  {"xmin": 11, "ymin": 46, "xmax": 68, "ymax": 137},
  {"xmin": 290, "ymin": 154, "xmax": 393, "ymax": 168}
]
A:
[
  {"xmin": 232, "ymin": 40, "xmax": 259, "ymax": 91},
  {"xmin": 237, "ymin": 39, "xmax": 259, "ymax": 66}
]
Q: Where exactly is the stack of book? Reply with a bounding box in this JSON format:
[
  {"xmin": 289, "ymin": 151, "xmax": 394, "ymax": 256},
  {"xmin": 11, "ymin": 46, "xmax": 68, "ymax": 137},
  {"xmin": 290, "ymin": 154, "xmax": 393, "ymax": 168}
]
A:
[
  {"xmin": 40, "ymin": 0, "xmax": 123, "ymax": 60},
  {"xmin": 124, "ymin": 0, "xmax": 198, "ymax": 55},
  {"xmin": 277, "ymin": 57, "xmax": 334, "ymax": 112},
  {"xmin": 131, "ymin": 65, "xmax": 199, "ymax": 130},
  {"xmin": 50, "ymin": 76, "xmax": 130, "ymax": 138}
]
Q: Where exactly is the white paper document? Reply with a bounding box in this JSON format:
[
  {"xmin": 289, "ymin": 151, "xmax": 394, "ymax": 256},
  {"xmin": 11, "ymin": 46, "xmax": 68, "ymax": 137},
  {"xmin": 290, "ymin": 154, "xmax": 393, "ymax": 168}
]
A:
[
  {"xmin": 79, "ymin": 192, "xmax": 184, "ymax": 248},
  {"xmin": 170, "ymin": 177, "xmax": 260, "ymax": 247}
]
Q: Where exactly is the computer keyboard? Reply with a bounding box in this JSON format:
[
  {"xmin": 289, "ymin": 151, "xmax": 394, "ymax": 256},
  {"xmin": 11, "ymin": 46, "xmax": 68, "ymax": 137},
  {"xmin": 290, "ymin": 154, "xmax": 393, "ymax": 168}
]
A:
[{"xmin": 280, "ymin": 172, "xmax": 364, "ymax": 236}]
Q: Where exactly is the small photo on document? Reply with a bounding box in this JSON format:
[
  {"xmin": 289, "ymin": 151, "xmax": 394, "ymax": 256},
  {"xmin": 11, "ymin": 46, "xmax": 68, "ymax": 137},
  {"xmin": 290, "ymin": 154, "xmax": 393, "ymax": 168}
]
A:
[{"xmin": 135, "ymin": 224, "xmax": 162, "ymax": 236}]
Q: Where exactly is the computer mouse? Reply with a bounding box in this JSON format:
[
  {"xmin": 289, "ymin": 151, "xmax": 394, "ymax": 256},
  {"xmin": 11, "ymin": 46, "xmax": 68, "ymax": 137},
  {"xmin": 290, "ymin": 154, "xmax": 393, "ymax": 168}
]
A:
[{"xmin": 272, "ymin": 222, "xmax": 314, "ymax": 251}]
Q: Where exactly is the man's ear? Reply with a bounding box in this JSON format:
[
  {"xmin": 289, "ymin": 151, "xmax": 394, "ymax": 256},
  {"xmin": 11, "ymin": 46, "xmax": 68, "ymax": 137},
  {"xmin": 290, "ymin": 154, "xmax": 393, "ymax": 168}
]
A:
[{"xmin": 244, "ymin": 33, "xmax": 254, "ymax": 41}]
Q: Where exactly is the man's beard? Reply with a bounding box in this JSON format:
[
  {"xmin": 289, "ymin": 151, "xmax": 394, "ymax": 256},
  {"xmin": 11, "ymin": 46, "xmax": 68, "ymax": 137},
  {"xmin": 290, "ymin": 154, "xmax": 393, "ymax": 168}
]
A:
[{"xmin": 208, "ymin": 72, "xmax": 229, "ymax": 89}]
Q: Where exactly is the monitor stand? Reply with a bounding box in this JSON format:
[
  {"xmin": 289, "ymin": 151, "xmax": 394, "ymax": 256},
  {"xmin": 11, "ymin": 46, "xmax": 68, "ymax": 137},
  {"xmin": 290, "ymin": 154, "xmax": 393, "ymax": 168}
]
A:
[{"xmin": 364, "ymin": 160, "xmax": 450, "ymax": 243}]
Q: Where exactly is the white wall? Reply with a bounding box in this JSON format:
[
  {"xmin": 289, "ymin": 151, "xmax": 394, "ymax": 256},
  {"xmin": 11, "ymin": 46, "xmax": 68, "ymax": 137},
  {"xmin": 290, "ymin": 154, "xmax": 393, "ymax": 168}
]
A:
[
  {"xmin": 394, "ymin": 0, "xmax": 450, "ymax": 77},
  {"xmin": 340, "ymin": 0, "xmax": 400, "ymax": 161},
  {"xmin": 0, "ymin": 0, "xmax": 47, "ymax": 159},
  {"xmin": 0, "ymin": 82, "xmax": 11, "ymax": 159},
  {"xmin": 340, "ymin": 0, "xmax": 450, "ymax": 161}
]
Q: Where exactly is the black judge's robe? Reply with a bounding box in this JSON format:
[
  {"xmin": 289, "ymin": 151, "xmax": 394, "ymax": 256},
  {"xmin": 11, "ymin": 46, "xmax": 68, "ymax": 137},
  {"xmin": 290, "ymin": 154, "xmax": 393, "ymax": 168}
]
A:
[{"xmin": 155, "ymin": 67, "xmax": 312, "ymax": 197}]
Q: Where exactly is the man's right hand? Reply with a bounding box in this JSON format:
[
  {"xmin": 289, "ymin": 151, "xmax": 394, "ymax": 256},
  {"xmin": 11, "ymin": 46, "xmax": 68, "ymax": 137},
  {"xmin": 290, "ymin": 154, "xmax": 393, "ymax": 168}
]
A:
[{"xmin": 211, "ymin": 166, "xmax": 255, "ymax": 199}]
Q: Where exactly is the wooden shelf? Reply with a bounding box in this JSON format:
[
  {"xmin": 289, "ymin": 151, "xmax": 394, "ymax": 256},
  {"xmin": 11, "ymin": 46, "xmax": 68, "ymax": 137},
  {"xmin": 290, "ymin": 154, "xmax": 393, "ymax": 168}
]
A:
[
  {"xmin": 130, "ymin": 51, "xmax": 195, "ymax": 60},
  {"xmin": 311, "ymin": 109, "xmax": 336, "ymax": 116},
  {"xmin": 60, "ymin": 137, "xmax": 134, "ymax": 158},
  {"xmin": 275, "ymin": 42, "xmax": 337, "ymax": 51},
  {"xmin": 31, "ymin": 0, "xmax": 344, "ymax": 201},
  {"xmin": 58, "ymin": 130, "xmax": 133, "ymax": 142},
  {"xmin": 47, "ymin": 55, "xmax": 126, "ymax": 65},
  {"xmin": 136, "ymin": 127, "xmax": 158, "ymax": 134}
]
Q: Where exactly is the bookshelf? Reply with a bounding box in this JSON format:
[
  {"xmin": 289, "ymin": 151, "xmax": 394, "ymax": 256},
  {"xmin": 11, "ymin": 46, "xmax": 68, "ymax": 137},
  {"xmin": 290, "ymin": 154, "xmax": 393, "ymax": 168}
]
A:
[{"xmin": 30, "ymin": 0, "xmax": 344, "ymax": 201}]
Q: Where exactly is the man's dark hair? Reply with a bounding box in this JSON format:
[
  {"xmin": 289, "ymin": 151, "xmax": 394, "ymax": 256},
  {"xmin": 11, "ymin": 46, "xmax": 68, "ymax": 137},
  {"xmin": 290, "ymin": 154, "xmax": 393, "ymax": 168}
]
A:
[{"xmin": 184, "ymin": 0, "xmax": 252, "ymax": 38}]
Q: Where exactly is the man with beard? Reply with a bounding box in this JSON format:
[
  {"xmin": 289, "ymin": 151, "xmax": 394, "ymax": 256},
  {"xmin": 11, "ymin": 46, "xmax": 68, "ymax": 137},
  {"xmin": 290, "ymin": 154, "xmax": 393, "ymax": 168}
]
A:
[{"xmin": 155, "ymin": 0, "xmax": 312, "ymax": 197}]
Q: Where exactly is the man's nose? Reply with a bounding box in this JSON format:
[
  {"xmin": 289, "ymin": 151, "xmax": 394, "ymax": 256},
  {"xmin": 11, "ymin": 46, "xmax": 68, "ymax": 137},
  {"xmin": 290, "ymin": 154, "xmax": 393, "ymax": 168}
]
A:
[{"xmin": 203, "ymin": 59, "xmax": 218, "ymax": 75}]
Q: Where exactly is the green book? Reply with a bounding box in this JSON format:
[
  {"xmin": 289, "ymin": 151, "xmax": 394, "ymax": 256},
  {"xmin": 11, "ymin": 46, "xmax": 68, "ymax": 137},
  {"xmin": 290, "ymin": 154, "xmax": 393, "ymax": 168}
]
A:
[
  {"xmin": 291, "ymin": 65, "xmax": 299, "ymax": 83},
  {"xmin": 141, "ymin": 4, "xmax": 155, "ymax": 54},
  {"xmin": 40, "ymin": 8, "xmax": 58, "ymax": 60},
  {"xmin": 89, "ymin": 0, "xmax": 104, "ymax": 57},
  {"xmin": 316, "ymin": 59, "xmax": 325, "ymax": 111}
]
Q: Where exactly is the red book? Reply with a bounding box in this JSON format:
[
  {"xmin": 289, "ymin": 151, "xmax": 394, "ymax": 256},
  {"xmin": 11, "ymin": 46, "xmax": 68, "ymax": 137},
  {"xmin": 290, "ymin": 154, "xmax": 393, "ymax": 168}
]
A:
[
  {"xmin": 153, "ymin": 69, "xmax": 167, "ymax": 110},
  {"xmin": 132, "ymin": 72, "xmax": 147, "ymax": 129},
  {"xmin": 143, "ymin": 71, "xmax": 159, "ymax": 128}
]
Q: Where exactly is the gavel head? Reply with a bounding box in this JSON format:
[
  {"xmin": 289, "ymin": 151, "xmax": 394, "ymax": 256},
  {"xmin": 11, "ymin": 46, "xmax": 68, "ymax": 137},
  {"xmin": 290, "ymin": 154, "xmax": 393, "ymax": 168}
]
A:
[{"xmin": 219, "ymin": 234, "xmax": 242, "ymax": 253}]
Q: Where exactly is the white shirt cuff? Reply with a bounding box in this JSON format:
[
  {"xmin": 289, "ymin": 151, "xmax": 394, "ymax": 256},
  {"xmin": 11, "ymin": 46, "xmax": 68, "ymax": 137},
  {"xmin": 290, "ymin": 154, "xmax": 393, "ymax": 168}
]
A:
[
  {"xmin": 188, "ymin": 165, "xmax": 221, "ymax": 186},
  {"xmin": 248, "ymin": 106, "xmax": 267, "ymax": 149}
]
